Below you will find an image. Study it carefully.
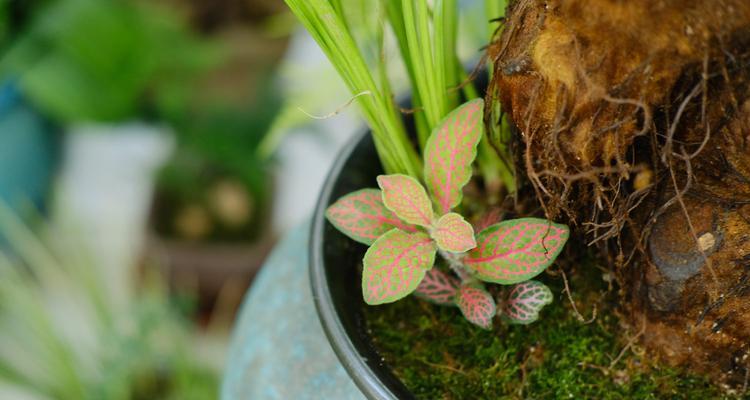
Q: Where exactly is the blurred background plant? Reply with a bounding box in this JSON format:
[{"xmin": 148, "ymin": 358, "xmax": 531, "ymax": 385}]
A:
[
  {"xmin": 0, "ymin": 0, "xmax": 216, "ymax": 123},
  {"xmin": 0, "ymin": 0, "xmax": 293, "ymax": 396},
  {"xmin": 0, "ymin": 204, "xmax": 218, "ymax": 400}
]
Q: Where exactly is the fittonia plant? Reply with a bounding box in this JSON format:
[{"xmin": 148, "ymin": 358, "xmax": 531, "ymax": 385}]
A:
[{"xmin": 326, "ymin": 99, "xmax": 570, "ymax": 330}]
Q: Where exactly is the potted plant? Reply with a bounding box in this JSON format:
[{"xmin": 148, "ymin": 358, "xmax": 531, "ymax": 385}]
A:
[{"xmin": 287, "ymin": 0, "xmax": 740, "ymax": 398}]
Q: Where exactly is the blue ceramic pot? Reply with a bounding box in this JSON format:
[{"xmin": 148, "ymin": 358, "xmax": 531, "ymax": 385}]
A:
[{"xmin": 0, "ymin": 82, "xmax": 59, "ymax": 213}]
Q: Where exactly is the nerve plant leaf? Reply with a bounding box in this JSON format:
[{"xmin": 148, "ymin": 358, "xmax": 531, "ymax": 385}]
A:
[
  {"xmin": 432, "ymin": 213, "xmax": 476, "ymax": 253},
  {"xmin": 502, "ymin": 280, "xmax": 553, "ymax": 325},
  {"xmin": 377, "ymin": 174, "xmax": 434, "ymax": 227},
  {"xmin": 414, "ymin": 268, "xmax": 460, "ymax": 305},
  {"xmin": 455, "ymin": 283, "xmax": 496, "ymax": 330},
  {"xmin": 325, "ymin": 189, "xmax": 417, "ymax": 245},
  {"xmin": 424, "ymin": 99, "xmax": 484, "ymax": 214},
  {"xmin": 362, "ymin": 229, "xmax": 437, "ymax": 305},
  {"xmin": 464, "ymin": 218, "xmax": 569, "ymax": 284}
]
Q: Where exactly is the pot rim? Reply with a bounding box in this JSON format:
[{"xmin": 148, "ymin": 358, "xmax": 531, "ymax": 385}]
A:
[{"xmin": 309, "ymin": 129, "xmax": 402, "ymax": 400}]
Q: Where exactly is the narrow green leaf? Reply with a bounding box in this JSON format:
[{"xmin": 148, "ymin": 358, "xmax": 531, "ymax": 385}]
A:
[
  {"xmin": 502, "ymin": 280, "xmax": 553, "ymax": 325},
  {"xmin": 431, "ymin": 212, "xmax": 476, "ymax": 253},
  {"xmin": 465, "ymin": 218, "xmax": 569, "ymax": 284},
  {"xmin": 377, "ymin": 174, "xmax": 434, "ymax": 228},
  {"xmin": 424, "ymin": 99, "xmax": 484, "ymax": 214},
  {"xmin": 455, "ymin": 283, "xmax": 496, "ymax": 330},
  {"xmin": 401, "ymin": 0, "xmax": 444, "ymax": 129},
  {"xmin": 414, "ymin": 268, "xmax": 459, "ymax": 305},
  {"xmin": 384, "ymin": 0, "xmax": 431, "ymax": 148},
  {"xmin": 325, "ymin": 189, "xmax": 417, "ymax": 245},
  {"xmin": 362, "ymin": 229, "xmax": 437, "ymax": 305},
  {"xmin": 284, "ymin": 0, "xmax": 422, "ymax": 177},
  {"xmin": 435, "ymin": 0, "xmax": 459, "ymax": 109}
]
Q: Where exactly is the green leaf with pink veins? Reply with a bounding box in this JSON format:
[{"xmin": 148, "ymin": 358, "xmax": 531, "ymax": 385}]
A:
[
  {"xmin": 431, "ymin": 212, "xmax": 476, "ymax": 253},
  {"xmin": 455, "ymin": 283, "xmax": 496, "ymax": 330},
  {"xmin": 423, "ymin": 99, "xmax": 484, "ymax": 215},
  {"xmin": 464, "ymin": 218, "xmax": 570, "ymax": 284},
  {"xmin": 377, "ymin": 174, "xmax": 434, "ymax": 228},
  {"xmin": 502, "ymin": 280, "xmax": 553, "ymax": 325},
  {"xmin": 362, "ymin": 229, "xmax": 437, "ymax": 305},
  {"xmin": 325, "ymin": 189, "xmax": 417, "ymax": 245},
  {"xmin": 414, "ymin": 268, "xmax": 460, "ymax": 305}
]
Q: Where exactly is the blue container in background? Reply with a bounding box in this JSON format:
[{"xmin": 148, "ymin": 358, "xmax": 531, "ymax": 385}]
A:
[{"xmin": 0, "ymin": 81, "xmax": 59, "ymax": 214}]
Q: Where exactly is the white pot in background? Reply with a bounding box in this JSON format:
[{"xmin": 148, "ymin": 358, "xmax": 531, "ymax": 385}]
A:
[{"xmin": 54, "ymin": 122, "xmax": 174, "ymax": 308}]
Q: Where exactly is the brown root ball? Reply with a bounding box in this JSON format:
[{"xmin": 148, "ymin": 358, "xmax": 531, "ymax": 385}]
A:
[{"xmin": 490, "ymin": 0, "xmax": 750, "ymax": 387}]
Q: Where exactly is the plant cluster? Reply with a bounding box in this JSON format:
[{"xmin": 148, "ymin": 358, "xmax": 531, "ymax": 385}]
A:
[
  {"xmin": 287, "ymin": 0, "xmax": 569, "ymax": 328},
  {"xmin": 327, "ymin": 99, "xmax": 569, "ymax": 329}
]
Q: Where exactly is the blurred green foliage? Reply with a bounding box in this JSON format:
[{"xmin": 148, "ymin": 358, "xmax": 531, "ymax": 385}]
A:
[
  {"xmin": 155, "ymin": 78, "xmax": 283, "ymax": 242},
  {"xmin": 0, "ymin": 203, "xmax": 219, "ymax": 400},
  {"xmin": 0, "ymin": 0, "xmax": 289, "ymax": 242},
  {"xmin": 0, "ymin": 0, "xmax": 217, "ymax": 123}
]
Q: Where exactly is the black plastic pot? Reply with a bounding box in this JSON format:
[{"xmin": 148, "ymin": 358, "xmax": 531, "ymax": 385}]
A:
[{"xmin": 310, "ymin": 128, "xmax": 415, "ymax": 399}]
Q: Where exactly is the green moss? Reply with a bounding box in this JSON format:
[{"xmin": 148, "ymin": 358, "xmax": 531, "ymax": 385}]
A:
[{"xmin": 364, "ymin": 264, "xmax": 733, "ymax": 399}]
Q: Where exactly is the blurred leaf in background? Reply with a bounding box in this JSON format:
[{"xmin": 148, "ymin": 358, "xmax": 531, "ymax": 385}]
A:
[
  {"xmin": 0, "ymin": 203, "xmax": 219, "ymax": 400},
  {"xmin": 0, "ymin": 0, "xmax": 218, "ymax": 123},
  {"xmin": 155, "ymin": 77, "xmax": 283, "ymax": 242},
  {"xmin": 152, "ymin": 0, "xmax": 290, "ymax": 244},
  {"xmin": 0, "ymin": 3, "xmax": 7, "ymax": 49}
]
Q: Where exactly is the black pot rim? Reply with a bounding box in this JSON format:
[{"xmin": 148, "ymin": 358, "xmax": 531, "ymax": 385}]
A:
[{"xmin": 309, "ymin": 129, "xmax": 402, "ymax": 400}]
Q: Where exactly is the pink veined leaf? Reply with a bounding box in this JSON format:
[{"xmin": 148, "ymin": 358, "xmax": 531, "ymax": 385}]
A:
[
  {"xmin": 464, "ymin": 218, "xmax": 570, "ymax": 284},
  {"xmin": 432, "ymin": 213, "xmax": 477, "ymax": 253},
  {"xmin": 325, "ymin": 188, "xmax": 417, "ymax": 245},
  {"xmin": 502, "ymin": 280, "xmax": 553, "ymax": 325},
  {"xmin": 414, "ymin": 268, "xmax": 460, "ymax": 305},
  {"xmin": 362, "ymin": 229, "xmax": 437, "ymax": 305},
  {"xmin": 423, "ymin": 99, "xmax": 484, "ymax": 215},
  {"xmin": 455, "ymin": 283, "xmax": 496, "ymax": 330},
  {"xmin": 377, "ymin": 174, "xmax": 434, "ymax": 228}
]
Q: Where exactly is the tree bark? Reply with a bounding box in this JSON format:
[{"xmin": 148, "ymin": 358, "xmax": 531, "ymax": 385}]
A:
[{"xmin": 490, "ymin": 0, "xmax": 750, "ymax": 386}]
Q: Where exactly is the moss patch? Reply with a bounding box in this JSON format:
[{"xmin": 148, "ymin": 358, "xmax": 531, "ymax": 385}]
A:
[{"xmin": 364, "ymin": 262, "xmax": 732, "ymax": 399}]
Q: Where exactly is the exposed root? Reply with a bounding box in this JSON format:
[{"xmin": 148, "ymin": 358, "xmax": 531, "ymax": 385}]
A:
[
  {"xmin": 557, "ymin": 266, "xmax": 597, "ymax": 324},
  {"xmin": 488, "ymin": 0, "xmax": 750, "ymax": 388},
  {"xmin": 608, "ymin": 317, "xmax": 646, "ymax": 371}
]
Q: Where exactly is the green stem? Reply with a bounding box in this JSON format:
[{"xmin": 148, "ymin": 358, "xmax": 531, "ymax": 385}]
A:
[
  {"xmin": 402, "ymin": 0, "xmax": 444, "ymax": 129},
  {"xmin": 435, "ymin": 0, "xmax": 459, "ymax": 110},
  {"xmin": 384, "ymin": 0, "xmax": 431, "ymax": 149},
  {"xmin": 439, "ymin": 249, "xmax": 472, "ymax": 282}
]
